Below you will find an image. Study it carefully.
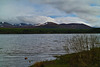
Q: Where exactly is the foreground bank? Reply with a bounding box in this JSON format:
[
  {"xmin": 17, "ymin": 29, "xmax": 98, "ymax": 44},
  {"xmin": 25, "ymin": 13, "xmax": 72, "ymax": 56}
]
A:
[{"xmin": 30, "ymin": 47, "xmax": 100, "ymax": 67}]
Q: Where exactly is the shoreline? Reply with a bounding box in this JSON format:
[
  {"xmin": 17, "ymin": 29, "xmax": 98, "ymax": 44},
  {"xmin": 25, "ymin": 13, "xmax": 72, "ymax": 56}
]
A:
[
  {"xmin": 30, "ymin": 47, "xmax": 100, "ymax": 67},
  {"xmin": 0, "ymin": 28, "xmax": 100, "ymax": 34}
]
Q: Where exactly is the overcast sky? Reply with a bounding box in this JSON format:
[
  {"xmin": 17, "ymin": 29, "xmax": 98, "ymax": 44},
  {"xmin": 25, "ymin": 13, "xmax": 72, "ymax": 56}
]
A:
[{"xmin": 0, "ymin": 0, "xmax": 100, "ymax": 27}]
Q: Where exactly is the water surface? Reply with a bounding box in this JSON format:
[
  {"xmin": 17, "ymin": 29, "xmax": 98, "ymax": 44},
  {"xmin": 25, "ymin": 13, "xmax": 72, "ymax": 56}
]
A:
[
  {"xmin": 0, "ymin": 34, "xmax": 70, "ymax": 67},
  {"xmin": 0, "ymin": 34, "xmax": 99, "ymax": 67}
]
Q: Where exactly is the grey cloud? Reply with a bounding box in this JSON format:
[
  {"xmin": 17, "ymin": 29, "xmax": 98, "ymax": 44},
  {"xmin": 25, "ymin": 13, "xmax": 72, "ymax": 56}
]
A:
[
  {"xmin": 30, "ymin": 0, "xmax": 100, "ymax": 26},
  {"xmin": 1, "ymin": 0, "xmax": 100, "ymax": 27}
]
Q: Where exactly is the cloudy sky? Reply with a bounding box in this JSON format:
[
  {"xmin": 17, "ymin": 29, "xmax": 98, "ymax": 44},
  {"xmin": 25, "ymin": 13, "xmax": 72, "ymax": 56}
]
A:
[{"xmin": 0, "ymin": 0, "xmax": 100, "ymax": 27}]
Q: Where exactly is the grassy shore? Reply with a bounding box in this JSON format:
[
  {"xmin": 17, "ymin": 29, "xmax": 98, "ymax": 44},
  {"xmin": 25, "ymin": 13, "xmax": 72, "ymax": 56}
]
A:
[
  {"xmin": 30, "ymin": 47, "xmax": 100, "ymax": 67},
  {"xmin": 30, "ymin": 35, "xmax": 100, "ymax": 67}
]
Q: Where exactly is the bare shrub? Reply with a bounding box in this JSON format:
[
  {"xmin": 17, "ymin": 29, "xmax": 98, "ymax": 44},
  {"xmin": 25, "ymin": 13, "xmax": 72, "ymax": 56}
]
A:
[
  {"xmin": 64, "ymin": 34, "xmax": 100, "ymax": 53},
  {"xmin": 64, "ymin": 34, "xmax": 100, "ymax": 67}
]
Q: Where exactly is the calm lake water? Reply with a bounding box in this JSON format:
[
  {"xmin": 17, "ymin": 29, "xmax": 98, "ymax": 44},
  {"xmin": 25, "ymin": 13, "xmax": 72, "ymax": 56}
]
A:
[{"xmin": 0, "ymin": 34, "xmax": 99, "ymax": 67}]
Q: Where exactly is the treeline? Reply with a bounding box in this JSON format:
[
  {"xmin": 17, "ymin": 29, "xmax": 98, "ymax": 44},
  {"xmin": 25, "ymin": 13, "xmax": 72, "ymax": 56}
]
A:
[{"xmin": 0, "ymin": 28, "xmax": 100, "ymax": 34}]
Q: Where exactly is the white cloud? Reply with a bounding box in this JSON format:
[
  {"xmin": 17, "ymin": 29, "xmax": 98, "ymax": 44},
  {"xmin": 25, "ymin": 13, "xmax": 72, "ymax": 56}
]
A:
[
  {"xmin": 0, "ymin": 0, "xmax": 35, "ymax": 22},
  {"xmin": 55, "ymin": 17, "xmax": 91, "ymax": 26},
  {"xmin": 18, "ymin": 16, "xmax": 91, "ymax": 26},
  {"xmin": 18, "ymin": 16, "xmax": 56, "ymax": 24}
]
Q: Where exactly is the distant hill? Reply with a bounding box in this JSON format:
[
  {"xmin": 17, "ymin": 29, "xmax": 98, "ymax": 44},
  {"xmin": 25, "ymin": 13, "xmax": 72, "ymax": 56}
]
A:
[
  {"xmin": 1, "ymin": 22, "xmax": 100, "ymax": 34},
  {"xmin": 36, "ymin": 22, "xmax": 92, "ymax": 29},
  {"xmin": 0, "ymin": 21, "xmax": 92, "ymax": 29},
  {"xmin": 59, "ymin": 23, "xmax": 92, "ymax": 29},
  {"xmin": 0, "ymin": 22, "xmax": 12, "ymax": 27},
  {"xmin": 36, "ymin": 22, "xmax": 59, "ymax": 28},
  {"xmin": 0, "ymin": 22, "xmax": 34, "ymax": 28}
]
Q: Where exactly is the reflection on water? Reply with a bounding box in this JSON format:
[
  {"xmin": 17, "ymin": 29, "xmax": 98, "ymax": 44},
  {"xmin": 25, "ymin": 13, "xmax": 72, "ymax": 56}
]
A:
[{"xmin": 0, "ymin": 34, "xmax": 99, "ymax": 67}]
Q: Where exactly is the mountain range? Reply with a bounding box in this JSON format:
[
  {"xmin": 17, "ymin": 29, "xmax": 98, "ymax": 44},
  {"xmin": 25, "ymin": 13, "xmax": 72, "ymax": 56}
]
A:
[{"xmin": 0, "ymin": 22, "xmax": 92, "ymax": 29}]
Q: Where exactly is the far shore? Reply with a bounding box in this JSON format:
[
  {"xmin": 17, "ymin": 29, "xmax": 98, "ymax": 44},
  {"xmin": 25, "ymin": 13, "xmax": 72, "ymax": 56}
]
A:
[{"xmin": 0, "ymin": 28, "xmax": 100, "ymax": 34}]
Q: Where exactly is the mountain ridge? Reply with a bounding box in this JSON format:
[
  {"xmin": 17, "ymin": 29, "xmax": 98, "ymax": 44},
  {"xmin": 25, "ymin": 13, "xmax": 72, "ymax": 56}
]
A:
[
  {"xmin": 0, "ymin": 22, "xmax": 92, "ymax": 29},
  {"xmin": 36, "ymin": 22, "xmax": 92, "ymax": 29}
]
